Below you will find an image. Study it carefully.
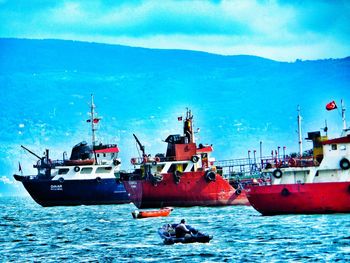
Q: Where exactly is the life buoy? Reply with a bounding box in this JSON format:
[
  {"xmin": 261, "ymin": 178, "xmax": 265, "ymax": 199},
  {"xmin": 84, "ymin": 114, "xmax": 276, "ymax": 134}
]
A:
[
  {"xmin": 155, "ymin": 157, "xmax": 161, "ymax": 162},
  {"xmin": 113, "ymin": 159, "xmax": 121, "ymax": 166},
  {"xmin": 58, "ymin": 177, "xmax": 64, "ymax": 183},
  {"xmin": 191, "ymin": 155, "xmax": 199, "ymax": 163},
  {"xmin": 131, "ymin": 158, "xmax": 137, "ymax": 165},
  {"xmin": 235, "ymin": 189, "xmax": 241, "ymax": 195},
  {"xmin": 272, "ymin": 169, "xmax": 282, "ymax": 179},
  {"xmin": 74, "ymin": 166, "xmax": 80, "ymax": 172},
  {"xmin": 205, "ymin": 171, "xmax": 216, "ymax": 182},
  {"xmin": 340, "ymin": 158, "xmax": 350, "ymax": 170},
  {"xmin": 152, "ymin": 161, "xmax": 157, "ymax": 166},
  {"xmin": 96, "ymin": 177, "xmax": 102, "ymax": 183}
]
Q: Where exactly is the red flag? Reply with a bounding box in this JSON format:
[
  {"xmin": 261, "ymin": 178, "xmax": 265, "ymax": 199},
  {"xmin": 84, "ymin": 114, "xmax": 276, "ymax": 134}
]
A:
[
  {"xmin": 326, "ymin": 101, "xmax": 337, "ymax": 111},
  {"xmin": 87, "ymin": 118, "xmax": 100, "ymax": 123},
  {"xmin": 178, "ymin": 116, "xmax": 182, "ymax": 121}
]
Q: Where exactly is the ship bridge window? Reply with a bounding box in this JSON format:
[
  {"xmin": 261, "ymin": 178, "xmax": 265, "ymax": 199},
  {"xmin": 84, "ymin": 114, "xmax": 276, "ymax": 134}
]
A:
[
  {"xmin": 81, "ymin": 167, "xmax": 93, "ymax": 174},
  {"xmin": 165, "ymin": 134, "xmax": 182, "ymax": 144},
  {"xmin": 331, "ymin": 144, "xmax": 337, "ymax": 150},
  {"xmin": 96, "ymin": 167, "xmax": 113, "ymax": 173},
  {"xmin": 58, "ymin": 168, "xmax": 69, "ymax": 175}
]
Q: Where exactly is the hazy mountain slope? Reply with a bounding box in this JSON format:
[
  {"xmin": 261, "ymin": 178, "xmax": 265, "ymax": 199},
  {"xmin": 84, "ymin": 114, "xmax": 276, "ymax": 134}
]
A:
[{"xmin": 1, "ymin": 38, "xmax": 349, "ymax": 195}]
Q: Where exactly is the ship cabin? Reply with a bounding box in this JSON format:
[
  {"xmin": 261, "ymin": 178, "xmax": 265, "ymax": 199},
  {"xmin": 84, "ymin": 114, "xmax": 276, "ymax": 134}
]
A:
[
  {"xmin": 64, "ymin": 141, "xmax": 95, "ymax": 166},
  {"xmin": 319, "ymin": 134, "xmax": 350, "ymax": 170},
  {"xmin": 261, "ymin": 133, "xmax": 350, "ymax": 185},
  {"xmin": 128, "ymin": 134, "xmax": 215, "ymax": 183},
  {"xmin": 62, "ymin": 141, "xmax": 120, "ymax": 166},
  {"xmin": 33, "ymin": 141, "xmax": 121, "ymax": 180},
  {"xmin": 94, "ymin": 143, "xmax": 120, "ymax": 166},
  {"xmin": 123, "ymin": 109, "xmax": 217, "ymax": 182}
]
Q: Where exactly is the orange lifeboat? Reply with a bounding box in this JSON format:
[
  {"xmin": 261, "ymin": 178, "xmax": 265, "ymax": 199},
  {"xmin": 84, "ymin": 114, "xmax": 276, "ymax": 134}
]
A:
[{"xmin": 132, "ymin": 207, "xmax": 173, "ymax": 219}]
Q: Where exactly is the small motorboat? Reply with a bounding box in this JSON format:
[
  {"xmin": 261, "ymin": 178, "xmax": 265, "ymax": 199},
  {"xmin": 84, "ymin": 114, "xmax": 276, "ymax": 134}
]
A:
[
  {"xmin": 158, "ymin": 223, "xmax": 213, "ymax": 245},
  {"xmin": 131, "ymin": 207, "xmax": 173, "ymax": 219}
]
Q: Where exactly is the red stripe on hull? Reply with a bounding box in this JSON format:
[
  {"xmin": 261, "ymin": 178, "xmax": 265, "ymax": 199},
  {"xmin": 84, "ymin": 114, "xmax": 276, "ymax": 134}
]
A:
[
  {"xmin": 246, "ymin": 182, "xmax": 350, "ymax": 215},
  {"xmin": 123, "ymin": 171, "xmax": 238, "ymax": 208}
]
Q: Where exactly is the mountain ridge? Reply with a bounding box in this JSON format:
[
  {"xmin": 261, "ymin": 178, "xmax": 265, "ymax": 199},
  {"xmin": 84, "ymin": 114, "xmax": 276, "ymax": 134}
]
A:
[{"xmin": 1, "ymin": 38, "xmax": 349, "ymax": 196}]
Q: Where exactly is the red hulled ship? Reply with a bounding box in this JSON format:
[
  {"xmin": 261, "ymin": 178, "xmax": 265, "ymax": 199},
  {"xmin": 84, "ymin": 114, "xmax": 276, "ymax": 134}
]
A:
[
  {"xmin": 246, "ymin": 102, "xmax": 350, "ymax": 215},
  {"xmin": 120, "ymin": 109, "xmax": 241, "ymax": 208}
]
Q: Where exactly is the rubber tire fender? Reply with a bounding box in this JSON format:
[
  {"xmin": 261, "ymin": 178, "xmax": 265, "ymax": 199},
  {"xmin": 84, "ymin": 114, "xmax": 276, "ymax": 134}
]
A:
[
  {"xmin": 205, "ymin": 171, "xmax": 216, "ymax": 182},
  {"xmin": 272, "ymin": 168, "xmax": 282, "ymax": 179},
  {"xmin": 191, "ymin": 155, "xmax": 199, "ymax": 163},
  {"xmin": 173, "ymin": 170, "xmax": 182, "ymax": 184},
  {"xmin": 340, "ymin": 158, "xmax": 350, "ymax": 170},
  {"xmin": 74, "ymin": 166, "xmax": 80, "ymax": 172},
  {"xmin": 281, "ymin": 188, "xmax": 290, "ymax": 196}
]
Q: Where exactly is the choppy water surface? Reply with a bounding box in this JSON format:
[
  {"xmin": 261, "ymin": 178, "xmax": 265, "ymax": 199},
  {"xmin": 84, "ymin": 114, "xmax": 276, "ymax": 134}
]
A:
[{"xmin": 1, "ymin": 197, "xmax": 350, "ymax": 262}]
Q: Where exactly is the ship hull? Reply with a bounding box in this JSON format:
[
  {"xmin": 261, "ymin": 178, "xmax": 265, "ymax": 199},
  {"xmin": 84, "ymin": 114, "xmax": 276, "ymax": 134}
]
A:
[
  {"xmin": 232, "ymin": 191, "xmax": 250, "ymax": 206},
  {"xmin": 123, "ymin": 171, "xmax": 238, "ymax": 208},
  {"xmin": 246, "ymin": 182, "xmax": 350, "ymax": 215},
  {"xmin": 15, "ymin": 176, "xmax": 130, "ymax": 207}
]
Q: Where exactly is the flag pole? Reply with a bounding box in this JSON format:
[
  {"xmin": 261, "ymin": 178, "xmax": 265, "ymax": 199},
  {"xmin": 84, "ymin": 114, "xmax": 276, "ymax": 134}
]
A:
[
  {"xmin": 90, "ymin": 94, "xmax": 96, "ymax": 147},
  {"xmin": 341, "ymin": 99, "xmax": 347, "ymax": 133},
  {"xmin": 297, "ymin": 105, "xmax": 303, "ymax": 157}
]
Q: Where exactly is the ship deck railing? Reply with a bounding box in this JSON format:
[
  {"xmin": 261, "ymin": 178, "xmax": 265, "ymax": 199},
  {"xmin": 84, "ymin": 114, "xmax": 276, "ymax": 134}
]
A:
[
  {"xmin": 215, "ymin": 157, "xmax": 262, "ymax": 177},
  {"xmin": 260, "ymin": 155, "xmax": 318, "ymax": 169},
  {"xmin": 215, "ymin": 154, "xmax": 319, "ymax": 180}
]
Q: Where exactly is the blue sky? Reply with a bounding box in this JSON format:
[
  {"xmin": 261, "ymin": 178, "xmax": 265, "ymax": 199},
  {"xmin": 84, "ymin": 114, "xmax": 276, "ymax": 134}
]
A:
[{"xmin": 1, "ymin": 0, "xmax": 349, "ymax": 61}]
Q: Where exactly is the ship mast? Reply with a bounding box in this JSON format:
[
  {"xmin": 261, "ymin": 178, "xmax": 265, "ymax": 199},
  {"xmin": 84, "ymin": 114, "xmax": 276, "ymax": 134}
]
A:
[
  {"xmin": 341, "ymin": 99, "xmax": 347, "ymax": 134},
  {"xmin": 90, "ymin": 94, "xmax": 97, "ymax": 147},
  {"xmin": 184, "ymin": 108, "xmax": 194, "ymax": 143},
  {"xmin": 297, "ymin": 105, "xmax": 303, "ymax": 157}
]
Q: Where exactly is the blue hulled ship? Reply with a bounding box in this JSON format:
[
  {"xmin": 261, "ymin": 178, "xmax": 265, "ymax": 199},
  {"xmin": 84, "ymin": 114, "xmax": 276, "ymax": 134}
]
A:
[{"xmin": 13, "ymin": 95, "xmax": 130, "ymax": 207}]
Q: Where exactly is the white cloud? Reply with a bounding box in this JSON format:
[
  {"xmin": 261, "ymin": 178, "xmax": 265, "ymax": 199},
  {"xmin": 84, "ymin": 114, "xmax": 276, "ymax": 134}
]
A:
[
  {"xmin": 0, "ymin": 0, "xmax": 349, "ymax": 61},
  {"xmin": 0, "ymin": 176, "xmax": 13, "ymax": 184}
]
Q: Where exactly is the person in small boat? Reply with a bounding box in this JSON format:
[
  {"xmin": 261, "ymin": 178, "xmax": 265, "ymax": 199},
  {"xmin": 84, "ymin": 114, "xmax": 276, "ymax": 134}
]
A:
[{"xmin": 175, "ymin": 219, "xmax": 192, "ymax": 238}]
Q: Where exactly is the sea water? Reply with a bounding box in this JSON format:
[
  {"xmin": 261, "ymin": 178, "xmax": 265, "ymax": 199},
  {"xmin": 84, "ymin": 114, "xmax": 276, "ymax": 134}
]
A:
[{"xmin": 1, "ymin": 196, "xmax": 350, "ymax": 262}]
